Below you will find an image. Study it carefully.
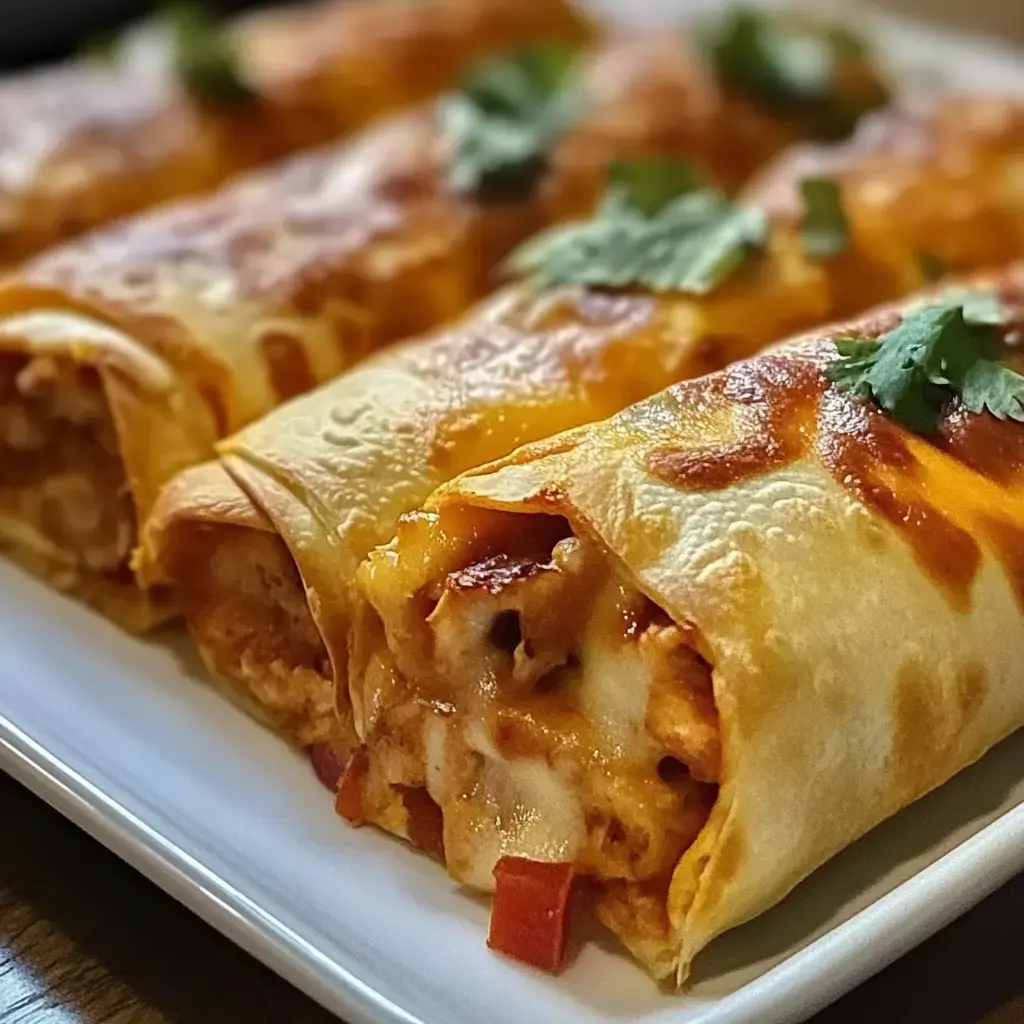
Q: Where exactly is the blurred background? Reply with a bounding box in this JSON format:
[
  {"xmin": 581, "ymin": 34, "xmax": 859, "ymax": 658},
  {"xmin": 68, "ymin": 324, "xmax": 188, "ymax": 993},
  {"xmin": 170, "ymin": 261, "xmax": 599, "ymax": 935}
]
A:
[
  {"xmin": 0, "ymin": 0, "xmax": 270, "ymax": 68},
  {"xmin": 0, "ymin": 0, "xmax": 1020, "ymax": 70}
]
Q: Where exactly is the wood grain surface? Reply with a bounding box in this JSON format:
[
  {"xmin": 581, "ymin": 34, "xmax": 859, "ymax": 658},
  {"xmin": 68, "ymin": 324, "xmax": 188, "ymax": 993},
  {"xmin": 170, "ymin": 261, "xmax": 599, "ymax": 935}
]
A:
[{"xmin": 3, "ymin": 1, "xmax": 1024, "ymax": 1022}]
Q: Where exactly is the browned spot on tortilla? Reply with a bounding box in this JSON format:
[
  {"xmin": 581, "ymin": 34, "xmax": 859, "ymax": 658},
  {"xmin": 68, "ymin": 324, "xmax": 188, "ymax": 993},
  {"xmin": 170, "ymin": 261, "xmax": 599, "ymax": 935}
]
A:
[
  {"xmin": 260, "ymin": 329, "xmax": 315, "ymax": 401},
  {"xmin": 817, "ymin": 389, "xmax": 980, "ymax": 612},
  {"xmin": 860, "ymin": 486, "xmax": 977, "ymax": 612},
  {"xmin": 955, "ymin": 661, "xmax": 987, "ymax": 725},
  {"xmin": 890, "ymin": 660, "xmax": 942, "ymax": 805},
  {"xmin": 648, "ymin": 436, "xmax": 793, "ymax": 493},
  {"xmin": 981, "ymin": 516, "xmax": 1024, "ymax": 614},
  {"xmin": 646, "ymin": 354, "xmax": 823, "ymax": 492},
  {"xmin": 891, "ymin": 658, "xmax": 986, "ymax": 804},
  {"xmin": 934, "ymin": 400, "xmax": 1024, "ymax": 487}
]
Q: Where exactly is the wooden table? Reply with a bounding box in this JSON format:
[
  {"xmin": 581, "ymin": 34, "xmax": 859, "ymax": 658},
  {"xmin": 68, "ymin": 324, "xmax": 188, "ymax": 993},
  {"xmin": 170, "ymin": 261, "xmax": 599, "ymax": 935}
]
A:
[{"xmin": 4, "ymin": 0, "xmax": 1024, "ymax": 1020}]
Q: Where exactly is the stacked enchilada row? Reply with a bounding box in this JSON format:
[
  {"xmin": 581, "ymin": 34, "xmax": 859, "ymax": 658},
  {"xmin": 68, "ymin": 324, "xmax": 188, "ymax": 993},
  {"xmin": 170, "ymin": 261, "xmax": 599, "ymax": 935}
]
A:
[
  {"xmin": 0, "ymin": 0, "xmax": 591, "ymax": 268},
  {"xmin": 0, "ymin": 6, "xmax": 887, "ymax": 628},
  {"xmin": 4, "ymin": 1, "xmax": 1024, "ymax": 990}
]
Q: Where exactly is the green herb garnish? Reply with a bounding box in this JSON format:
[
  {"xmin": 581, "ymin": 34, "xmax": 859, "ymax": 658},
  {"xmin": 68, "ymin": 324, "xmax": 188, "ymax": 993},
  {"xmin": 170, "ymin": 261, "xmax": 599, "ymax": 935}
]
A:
[
  {"xmin": 827, "ymin": 290, "xmax": 1024, "ymax": 432},
  {"xmin": 917, "ymin": 252, "xmax": 949, "ymax": 283},
  {"xmin": 441, "ymin": 42, "xmax": 577, "ymax": 198},
  {"xmin": 606, "ymin": 157, "xmax": 708, "ymax": 217},
  {"xmin": 799, "ymin": 177, "xmax": 848, "ymax": 260},
  {"xmin": 703, "ymin": 6, "xmax": 886, "ymax": 139},
  {"xmin": 935, "ymin": 287, "xmax": 1013, "ymax": 326},
  {"xmin": 165, "ymin": 2, "xmax": 256, "ymax": 106},
  {"xmin": 506, "ymin": 157, "xmax": 767, "ymax": 294}
]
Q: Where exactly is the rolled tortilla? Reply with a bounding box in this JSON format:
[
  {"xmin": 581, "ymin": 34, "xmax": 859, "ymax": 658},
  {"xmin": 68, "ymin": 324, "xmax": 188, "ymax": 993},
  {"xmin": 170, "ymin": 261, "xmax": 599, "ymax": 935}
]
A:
[
  {"xmin": 0, "ymin": 109, "xmax": 520, "ymax": 630},
  {"xmin": 351, "ymin": 263, "xmax": 1024, "ymax": 981},
  {"xmin": 141, "ymin": 95, "xmax": 1024, "ymax": 747},
  {"xmin": 143, "ymin": 241, "xmax": 829, "ymax": 743},
  {"xmin": 743, "ymin": 96, "xmax": 1024, "ymax": 315},
  {"xmin": 11, "ymin": 18, "xmax": 887, "ymax": 633},
  {"xmin": 0, "ymin": 0, "xmax": 590, "ymax": 267}
]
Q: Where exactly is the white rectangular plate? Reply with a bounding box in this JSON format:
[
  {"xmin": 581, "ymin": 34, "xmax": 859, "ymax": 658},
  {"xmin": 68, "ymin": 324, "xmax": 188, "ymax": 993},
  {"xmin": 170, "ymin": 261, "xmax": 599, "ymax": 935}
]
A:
[{"xmin": 4, "ymin": 7, "xmax": 1024, "ymax": 1024}]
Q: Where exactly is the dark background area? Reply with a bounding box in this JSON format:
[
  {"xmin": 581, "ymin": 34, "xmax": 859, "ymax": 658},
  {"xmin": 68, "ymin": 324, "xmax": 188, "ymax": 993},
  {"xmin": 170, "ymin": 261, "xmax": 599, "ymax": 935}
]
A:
[{"xmin": 0, "ymin": 0, "xmax": 278, "ymax": 69}]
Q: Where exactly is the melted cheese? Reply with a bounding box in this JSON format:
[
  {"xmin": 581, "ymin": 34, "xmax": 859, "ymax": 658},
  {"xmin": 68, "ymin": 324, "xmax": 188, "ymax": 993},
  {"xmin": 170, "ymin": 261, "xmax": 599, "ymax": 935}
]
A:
[
  {"xmin": 424, "ymin": 570, "xmax": 667, "ymax": 890},
  {"xmin": 578, "ymin": 581, "xmax": 659, "ymax": 761}
]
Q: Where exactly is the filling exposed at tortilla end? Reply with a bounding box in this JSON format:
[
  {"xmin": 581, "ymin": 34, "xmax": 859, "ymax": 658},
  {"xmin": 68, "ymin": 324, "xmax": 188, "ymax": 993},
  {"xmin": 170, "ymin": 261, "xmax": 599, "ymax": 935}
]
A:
[
  {"xmin": 154, "ymin": 514, "xmax": 339, "ymax": 749},
  {"xmin": 352, "ymin": 506, "xmax": 721, "ymax": 977}
]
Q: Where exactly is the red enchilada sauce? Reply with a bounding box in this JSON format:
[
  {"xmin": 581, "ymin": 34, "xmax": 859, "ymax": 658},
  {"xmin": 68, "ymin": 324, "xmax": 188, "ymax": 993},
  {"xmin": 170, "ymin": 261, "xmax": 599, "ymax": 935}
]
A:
[{"xmin": 644, "ymin": 280, "xmax": 1024, "ymax": 612}]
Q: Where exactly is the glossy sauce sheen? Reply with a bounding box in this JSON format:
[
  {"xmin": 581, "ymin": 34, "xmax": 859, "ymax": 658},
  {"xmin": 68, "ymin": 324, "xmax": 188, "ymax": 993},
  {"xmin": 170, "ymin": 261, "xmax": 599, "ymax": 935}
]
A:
[{"xmin": 646, "ymin": 271, "xmax": 1024, "ymax": 613}]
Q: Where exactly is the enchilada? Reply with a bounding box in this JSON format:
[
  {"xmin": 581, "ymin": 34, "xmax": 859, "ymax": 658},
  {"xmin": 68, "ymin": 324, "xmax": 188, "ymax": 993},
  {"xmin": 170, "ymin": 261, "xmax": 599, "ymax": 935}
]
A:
[
  {"xmin": 140, "ymin": 91, "xmax": 1024, "ymax": 750},
  {"xmin": 1, "ymin": 11, "xmax": 889, "ymax": 630},
  {"xmin": 351, "ymin": 266, "xmax": 1024, "ymax": 980}
]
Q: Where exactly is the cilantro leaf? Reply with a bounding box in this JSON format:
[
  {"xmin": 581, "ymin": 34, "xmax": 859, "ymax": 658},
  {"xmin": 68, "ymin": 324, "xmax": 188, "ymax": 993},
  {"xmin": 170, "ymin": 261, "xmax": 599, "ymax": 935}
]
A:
[
  {"xmin": 505, "ymin": 159, "xmax": 767, "ymax": 295},
  {"xmin": 961, "ymin": 359, "xmax": 1024, "ymax": 421},
  {"xmin": 799, "ymin": 177, "xmax": 848, "ymax": 260},
  {"xmin": 607, "ymin": 158, "xmax": 707, "ymax": 217},
  {"xmin": 827, "ymin": 291, "xmax": 1024, "ymax": 433},
  {"xmin": 165, "ymin": 2, "xmax": 256, "ymax": 106},
  {"xmin": 441, "ymin": 42, "xmax": 577, "ymax": 199},
  {"xmin": 703, "ymin": 6, "xmax": 886, "ymax": 139},
  {"xmin": 460, "ymin": 41, "xmax": 574, "ymax": 116},
  {"xmin": 829, "ymin": 305, "xmax": 960, "ymax": 433},
  {"xmin": 937, "ymin": 287, "xmax": 1013, "ymax": 326}
]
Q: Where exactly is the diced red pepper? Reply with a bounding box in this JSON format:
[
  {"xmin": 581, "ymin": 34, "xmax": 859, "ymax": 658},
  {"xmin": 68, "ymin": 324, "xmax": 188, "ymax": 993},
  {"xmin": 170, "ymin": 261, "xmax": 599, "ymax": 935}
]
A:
[
  {"xmin": 335, "ymin": 746, "xmax": 370, "ymax": 824},
  {"xmin": 400, "ymin": 786, "xmax": 446, "ymax": 861},
  {"xmin": 308, "ymin": 742, "xmax": 343, "ymax": 791},
  {"xmin": 488, "ymin": 857, "xmax": 575, "ymax": 974}
]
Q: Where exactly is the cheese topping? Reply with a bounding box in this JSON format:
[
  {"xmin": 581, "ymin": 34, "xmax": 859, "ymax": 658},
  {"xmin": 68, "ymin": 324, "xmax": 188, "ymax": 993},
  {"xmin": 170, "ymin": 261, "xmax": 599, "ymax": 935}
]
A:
[{"xmin": 365, "ymin": 526, "xmax": 719, "ymax": 897}]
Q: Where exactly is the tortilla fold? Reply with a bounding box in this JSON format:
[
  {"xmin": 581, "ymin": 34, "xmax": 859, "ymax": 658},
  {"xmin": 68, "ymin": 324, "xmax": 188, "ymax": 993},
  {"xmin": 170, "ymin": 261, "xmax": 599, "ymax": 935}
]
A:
[
  {"xmin": 351, "ymin": 262, "xmax": 1024, "ymax": 981},
  {"xmin": 142, "ymin": 95, "xmax": 1024, "ymax": 745},
  {"xmin": 0, "ymin": 114, "xmax": 499, "ymax": 630}
]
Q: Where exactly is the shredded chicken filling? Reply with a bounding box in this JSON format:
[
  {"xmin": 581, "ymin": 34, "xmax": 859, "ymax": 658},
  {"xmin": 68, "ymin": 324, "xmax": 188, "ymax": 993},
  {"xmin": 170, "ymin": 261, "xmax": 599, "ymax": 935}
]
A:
[
  {"xmin": 364, "ymin": 523, "xmax": 721, "ymax": 918},
  {"xmin": 0, "ymin": 352, "xmax": 134, "ymax": 577},
  {"xmin": 175, "ymin": 523, "xmax": 335, "ymax": 748}
]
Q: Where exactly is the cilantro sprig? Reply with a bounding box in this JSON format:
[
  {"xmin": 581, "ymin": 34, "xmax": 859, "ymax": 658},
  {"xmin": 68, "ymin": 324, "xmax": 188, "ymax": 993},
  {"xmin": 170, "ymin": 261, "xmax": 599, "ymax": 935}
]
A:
[
  {"xmin": 799, "ymin": 177, "xmax": 848, "ymax": 260},
  {"xmin": 703, "ymin": 6, "xmax": 887, "ymax": 139},
  {"xmin": 827, "ymin": 289, "xmax": 1024, "ymax": 433},
  {"xmin": 441, "ymin": 42, "xmax": 577, "ymax": 199},
  {"xmin": 165, "ymin": 2, "xmax": 256, "ymax": 106},
  {"xmin": 505, "ymin": 157, "xmax": 768, "ymax": 295}
]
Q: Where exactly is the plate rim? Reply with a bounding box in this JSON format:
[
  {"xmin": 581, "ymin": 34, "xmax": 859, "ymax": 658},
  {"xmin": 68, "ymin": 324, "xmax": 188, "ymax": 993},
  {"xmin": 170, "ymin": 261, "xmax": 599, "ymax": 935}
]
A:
[{"xmin": 2, "ymin": 706, "xmax": 1023, "ymax": 1024}]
